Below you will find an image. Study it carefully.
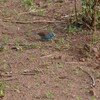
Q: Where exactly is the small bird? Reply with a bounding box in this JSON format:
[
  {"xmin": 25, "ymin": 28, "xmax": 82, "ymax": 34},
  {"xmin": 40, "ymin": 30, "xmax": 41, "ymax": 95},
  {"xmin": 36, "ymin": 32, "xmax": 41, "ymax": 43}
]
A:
[{"xmin": 33, "ymin": 31, "xmax": 55, "ymax": 40}]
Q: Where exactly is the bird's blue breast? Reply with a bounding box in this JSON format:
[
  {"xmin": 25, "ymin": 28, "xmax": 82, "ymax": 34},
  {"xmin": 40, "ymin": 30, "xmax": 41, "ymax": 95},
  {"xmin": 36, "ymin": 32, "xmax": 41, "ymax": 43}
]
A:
[{"xmin": 40, "ymin": 32, "xmax": 55, "ymax": 39}]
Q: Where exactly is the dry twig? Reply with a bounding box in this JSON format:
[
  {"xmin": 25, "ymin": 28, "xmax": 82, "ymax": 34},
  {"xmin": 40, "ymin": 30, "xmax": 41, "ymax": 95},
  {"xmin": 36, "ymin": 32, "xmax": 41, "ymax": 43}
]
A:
[
  {"xmin": 78, "ymin": 67, "xmax": 95, "ymax": 87},
  {"xmin": 40, "ymin": 54, "xmax": 53, "ymax": 58},
  {"xmin": 4, "ymin": 20, "xmax": 66, "ymax": 24},
  {"xmin": 0, "ymin": 77, "xmax": 18, "ymax": 81},
  {"xmin": 21, "ymin": 73, "xmax": 35, "ymax": 75}
]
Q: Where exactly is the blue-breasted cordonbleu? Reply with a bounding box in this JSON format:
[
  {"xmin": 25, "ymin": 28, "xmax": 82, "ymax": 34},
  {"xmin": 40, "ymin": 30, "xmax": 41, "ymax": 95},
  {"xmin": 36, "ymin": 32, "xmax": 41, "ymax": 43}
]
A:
[{"xmin": 33, "ymin": 31, "xmax": 55, "ymax": 40}]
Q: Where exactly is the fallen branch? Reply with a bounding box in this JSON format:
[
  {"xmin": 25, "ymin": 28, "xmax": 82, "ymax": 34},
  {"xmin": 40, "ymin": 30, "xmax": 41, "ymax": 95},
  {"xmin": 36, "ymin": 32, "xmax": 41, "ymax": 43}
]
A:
[
  {"xmin": 4, "ymin": 20, "xmax": 66, "ymax": 24},
  {"xmin": 40, "ymin": 54, "xmax": 53, "ymax": 58},
  {"xmin": 21, "ymin": 69, "xmax": 41, "ymax": 75},
  {"xmin": 0, "ymin": 74, "xmax": 12, "ymax": 77},
  {"xmin": 78, "ymin": 67, "xmax": 95, "ymax": 87},
  {"xmin": 0, "ymin": 77, "xmax": 18, "ymax": 81},
  {"xmin": 21, "ymin": 73, "xmax": 35, "ymax": 75},
  {"xmin": 19, "ymin": 11, "xmax": 56, "ymax": 19},
  {"xmin": 61, "ymin": 13, "xmax": 81, "ymax": 19}
]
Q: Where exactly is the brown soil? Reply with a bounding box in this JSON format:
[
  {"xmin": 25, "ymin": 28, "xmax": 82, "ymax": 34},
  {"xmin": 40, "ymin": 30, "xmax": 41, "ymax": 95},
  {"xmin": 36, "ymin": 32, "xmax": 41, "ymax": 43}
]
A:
[{"xmin": 0, "ymin": 0, "xmax": 100, "ymax": 100}]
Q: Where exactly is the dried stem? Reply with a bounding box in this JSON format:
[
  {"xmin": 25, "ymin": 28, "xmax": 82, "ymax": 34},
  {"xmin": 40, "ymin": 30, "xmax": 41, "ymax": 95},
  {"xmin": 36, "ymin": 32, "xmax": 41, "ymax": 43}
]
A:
[
  {"xmin": 74, "ymin": 0, "xmax": 78, "ymax": 22},
  {"xmin": 78, "ymin": 67, "xmax": 95, "ymax": 87}
]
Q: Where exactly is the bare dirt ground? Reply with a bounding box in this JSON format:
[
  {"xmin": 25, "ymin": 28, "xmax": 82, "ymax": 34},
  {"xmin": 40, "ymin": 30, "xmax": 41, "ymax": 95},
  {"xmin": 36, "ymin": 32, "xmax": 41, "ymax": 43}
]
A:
[{"xmin": 0, "ymin": 0, "xmax": 100, "ymax": 100}]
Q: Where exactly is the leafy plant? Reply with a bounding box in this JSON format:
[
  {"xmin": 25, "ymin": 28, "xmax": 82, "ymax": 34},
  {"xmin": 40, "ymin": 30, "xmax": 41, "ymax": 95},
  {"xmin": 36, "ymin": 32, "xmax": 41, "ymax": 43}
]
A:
[
  {"xmin": 36, "ymin": 9, "xmax": 45, "ymax": 16},
  {"xmin": 24, "ymin": 43, "xmax": 39, "ymax": 49},
  {"xmin": 80, "ymin": 0, "xmax": 100, "ymax": 41},
  {"xmin": 67, "ymin": 24, "xmax": 79, "ymax": 32},
  {"xmin": 55, "ymin": 44, "xmax": 61, "ymax": 50}
]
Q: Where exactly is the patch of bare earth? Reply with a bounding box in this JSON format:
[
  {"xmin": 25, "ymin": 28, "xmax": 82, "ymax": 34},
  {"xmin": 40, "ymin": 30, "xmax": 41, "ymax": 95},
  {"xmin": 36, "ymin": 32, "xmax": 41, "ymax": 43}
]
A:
[{"xmin": 0, "ymin": 0, "xmax": 100, "ymax": 100}]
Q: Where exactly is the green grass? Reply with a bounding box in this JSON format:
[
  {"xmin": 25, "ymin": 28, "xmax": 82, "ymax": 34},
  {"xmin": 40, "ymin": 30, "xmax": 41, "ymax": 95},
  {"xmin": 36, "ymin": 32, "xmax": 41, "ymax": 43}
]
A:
[
  {"xmin": 1, "ymin": 60, "xmax": 9, "ymax": 72},
  {"xmin": 77, "ymin": 96, "xmax": 82, "ymax": 100},
  {"xmin": 55, "ymin": 44, "xmax": 61, "ymax": 50},
  {"xmin": 91, "ymin": 96, "xmax": 96, "ymax": 100},
  {"xmin": 0, "ymin": 35, "xmax": 9, "ymax": 45},
  {"xmin": 96, "ymin": 73, "xmax": 100, "ymax": 78},
  {"xmin": 0, "ymin": 81, "xmax": 7, "ymax": 97},
  {"xmin": 22, "ymin": 0, "xmax": 33, "ymax": 6},
  {"xmin": 0, "ymin": 44, "xmax": 5, "ymax": 52},
  {"xmin": 11, "ymin": 82, "xmax": 21, "ymax": 92},
  {"xmin": 46, "ymin": 91, "xmax": 53, "ymax": 100}
]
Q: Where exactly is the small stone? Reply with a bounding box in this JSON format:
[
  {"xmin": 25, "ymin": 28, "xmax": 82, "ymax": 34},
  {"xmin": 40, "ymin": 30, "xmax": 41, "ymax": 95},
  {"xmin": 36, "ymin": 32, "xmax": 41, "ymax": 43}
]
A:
[
  {"xmin": 59, "ymin": 76, "xmax": 67, "ymax": 79},
  {"xmin": 83, "ymin": 44, "xmax": 91, "ymax": 52},
  {"xmin": 89, "ymin": 89, "xmax": 95, "ymax": 96},
  {"xmin": 94, "ymin": 66, "xmax": 100, "ymax": 70},
  {"xmin": 96, "ymin": 54, "xmax": 100, "ymax": 60},
  {"xmin": 92, "ymin": 47, "xmax": 98, "ymax": 53},
  {"xmin": 96, "ymin": 79, "xmax": 100, "ymax": 82},
  {"xmin": 79, "ymin": 58, "xmax": 85, "ymax": 62},
  {"xmin": 23, "ymin": 69, "xmax": 30, "ymax": 73},
  {"xmin": 14, "ymin": 89, "xmax": 21, "ymax": 93}
]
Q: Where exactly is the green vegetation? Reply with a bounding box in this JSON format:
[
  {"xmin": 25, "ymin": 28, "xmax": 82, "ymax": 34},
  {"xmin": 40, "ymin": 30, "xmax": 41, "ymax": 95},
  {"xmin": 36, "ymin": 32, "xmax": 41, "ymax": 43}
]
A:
[
  {"xmin": 0, "ymin": 81, "xmax": 7, "ymax": 97},
  {"xmin": 46, "ymin": 91, "xmax": 53, "ymax": 100},
  {"xmin": 22, "ymin": 0, "xmax": 33, "ymax": 6},
  {"xmin": 80, "ymin": 0, "xmax": 100, "ymax": 42}
]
